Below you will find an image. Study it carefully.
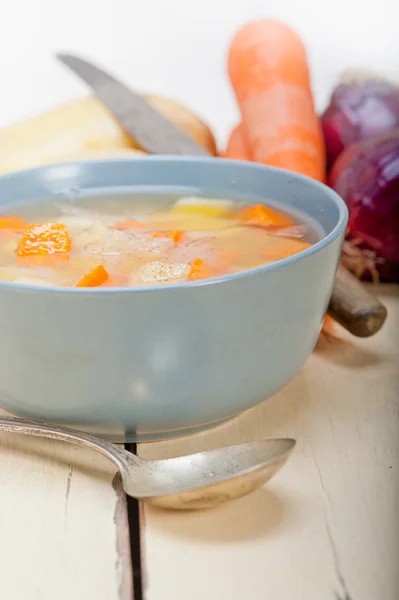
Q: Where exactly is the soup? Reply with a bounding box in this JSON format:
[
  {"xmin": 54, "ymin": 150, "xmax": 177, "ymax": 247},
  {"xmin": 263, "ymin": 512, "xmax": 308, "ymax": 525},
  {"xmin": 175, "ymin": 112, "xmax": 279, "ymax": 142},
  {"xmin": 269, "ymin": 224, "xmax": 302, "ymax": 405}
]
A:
[{"xmin": 0, "ymin": 193, "xmax": 319, "ymax": 288}]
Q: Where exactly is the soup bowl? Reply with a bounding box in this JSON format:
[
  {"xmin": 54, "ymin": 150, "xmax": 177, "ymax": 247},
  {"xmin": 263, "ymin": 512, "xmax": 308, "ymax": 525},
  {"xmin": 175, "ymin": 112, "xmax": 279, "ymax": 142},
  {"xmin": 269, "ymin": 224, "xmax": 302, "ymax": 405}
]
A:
[{"xmin": 0, "ymin": 157, "xmax": 347, "ymax": 442}]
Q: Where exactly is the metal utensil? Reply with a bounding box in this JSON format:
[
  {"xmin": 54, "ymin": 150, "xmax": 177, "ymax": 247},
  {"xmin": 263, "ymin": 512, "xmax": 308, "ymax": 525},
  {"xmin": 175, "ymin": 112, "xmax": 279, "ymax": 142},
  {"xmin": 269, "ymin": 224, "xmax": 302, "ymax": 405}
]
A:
[
  {"xmin": 56, "ymin": 53, "xmax": 209, "ymax": 157},
  {"xmin": 0, "ymin": 416, "xmax": 295, "ymax": 510}
]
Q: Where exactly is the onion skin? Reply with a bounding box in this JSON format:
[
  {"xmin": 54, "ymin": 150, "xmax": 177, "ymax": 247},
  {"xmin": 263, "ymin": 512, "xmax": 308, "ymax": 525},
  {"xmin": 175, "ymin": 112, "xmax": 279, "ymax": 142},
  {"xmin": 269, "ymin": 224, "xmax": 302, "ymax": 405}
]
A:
[
  {"xmin": 329, "ymin": 130, "xmax": 399, "ymax": 282},
  {"xmin": 322, "ymin": 79, "xmax": 399, "ymax": 169}
]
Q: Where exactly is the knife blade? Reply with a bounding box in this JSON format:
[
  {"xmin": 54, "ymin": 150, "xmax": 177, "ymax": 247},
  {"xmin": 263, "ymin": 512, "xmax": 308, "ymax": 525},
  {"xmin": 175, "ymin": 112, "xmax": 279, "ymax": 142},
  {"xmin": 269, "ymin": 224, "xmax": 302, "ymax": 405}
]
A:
[{"xmin": 55, "ymin": 53, "xmax": 210, "ymax": 157}]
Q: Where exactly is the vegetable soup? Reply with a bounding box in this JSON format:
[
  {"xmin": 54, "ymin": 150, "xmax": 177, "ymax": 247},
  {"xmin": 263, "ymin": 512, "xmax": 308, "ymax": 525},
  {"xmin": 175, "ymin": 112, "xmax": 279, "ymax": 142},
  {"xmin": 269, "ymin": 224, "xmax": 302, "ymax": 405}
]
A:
[{"xmin": 0, "ymin": 194, "xmax": 320, "ymax": 288}]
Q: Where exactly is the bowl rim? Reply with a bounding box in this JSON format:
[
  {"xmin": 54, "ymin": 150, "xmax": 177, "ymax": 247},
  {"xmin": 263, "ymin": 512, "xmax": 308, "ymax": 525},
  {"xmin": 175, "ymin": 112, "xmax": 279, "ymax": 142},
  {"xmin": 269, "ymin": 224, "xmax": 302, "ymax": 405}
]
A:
[{"xmin": 0, "ymin": 156, "xmax": 348, "ymax": 294}]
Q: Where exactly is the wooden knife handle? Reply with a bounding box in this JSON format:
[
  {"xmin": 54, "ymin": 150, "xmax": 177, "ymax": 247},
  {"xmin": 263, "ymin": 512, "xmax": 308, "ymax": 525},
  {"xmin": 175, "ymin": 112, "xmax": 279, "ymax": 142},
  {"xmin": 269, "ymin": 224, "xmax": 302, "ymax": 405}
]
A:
[{"xmin": 327, "ymin": 265, "xmax": 387, "ymax": 337}]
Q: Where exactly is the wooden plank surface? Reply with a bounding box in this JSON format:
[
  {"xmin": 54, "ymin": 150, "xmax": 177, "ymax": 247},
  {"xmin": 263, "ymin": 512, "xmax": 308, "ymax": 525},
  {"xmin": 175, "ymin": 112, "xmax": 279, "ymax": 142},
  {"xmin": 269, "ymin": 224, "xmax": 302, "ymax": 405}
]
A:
[
  {"xmin": 0, "ymin": 426, "xmax": 133, "ymax": 600},
  {"xmin": 139, "ymin": 285, "xmax": 399, "ymax": 600}
]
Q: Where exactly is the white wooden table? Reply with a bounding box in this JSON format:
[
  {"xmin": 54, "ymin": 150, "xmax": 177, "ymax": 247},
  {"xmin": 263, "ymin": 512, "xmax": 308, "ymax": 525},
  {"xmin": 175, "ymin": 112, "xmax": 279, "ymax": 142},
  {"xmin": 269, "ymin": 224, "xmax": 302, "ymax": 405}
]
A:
[{"xmin": 1, "ymin": 285, "xmax": 398, "ymax": 599}]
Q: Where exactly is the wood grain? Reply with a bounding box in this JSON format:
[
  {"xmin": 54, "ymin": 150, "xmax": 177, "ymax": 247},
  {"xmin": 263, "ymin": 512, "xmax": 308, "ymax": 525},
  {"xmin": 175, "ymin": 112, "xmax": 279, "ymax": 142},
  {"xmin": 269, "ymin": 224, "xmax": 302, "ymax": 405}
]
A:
[
  {"xmin": 139, "ymin": 285, "xmax": 399, "ymax": 600},
  {"xmin": 0, "ymin": 426, "xmax": 133, "ymax": 600}
]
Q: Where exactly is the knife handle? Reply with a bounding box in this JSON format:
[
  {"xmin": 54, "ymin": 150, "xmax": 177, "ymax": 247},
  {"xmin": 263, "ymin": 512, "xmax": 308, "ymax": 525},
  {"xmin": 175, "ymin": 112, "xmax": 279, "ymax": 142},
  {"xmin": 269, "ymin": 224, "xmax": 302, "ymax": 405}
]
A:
[{"xmin": 327, "ymin": 265, "xmax": 387, "ymax": 337}]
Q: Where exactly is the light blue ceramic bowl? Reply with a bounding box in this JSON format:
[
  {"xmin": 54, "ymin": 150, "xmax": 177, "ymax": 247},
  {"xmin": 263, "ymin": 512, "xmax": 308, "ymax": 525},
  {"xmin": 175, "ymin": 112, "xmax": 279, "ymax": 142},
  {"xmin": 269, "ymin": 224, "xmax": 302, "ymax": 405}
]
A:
[{"xmin": 0, "ymin": 157, "xmax": 347, "ymax": 442}]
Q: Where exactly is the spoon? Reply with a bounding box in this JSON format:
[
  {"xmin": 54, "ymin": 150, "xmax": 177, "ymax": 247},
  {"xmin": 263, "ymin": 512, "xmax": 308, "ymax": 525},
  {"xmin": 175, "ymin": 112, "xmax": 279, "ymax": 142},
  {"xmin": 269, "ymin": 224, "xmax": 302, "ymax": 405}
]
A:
[{"xmin": 0, "ymin": 416, "xmax": 295, "ymax": 510}]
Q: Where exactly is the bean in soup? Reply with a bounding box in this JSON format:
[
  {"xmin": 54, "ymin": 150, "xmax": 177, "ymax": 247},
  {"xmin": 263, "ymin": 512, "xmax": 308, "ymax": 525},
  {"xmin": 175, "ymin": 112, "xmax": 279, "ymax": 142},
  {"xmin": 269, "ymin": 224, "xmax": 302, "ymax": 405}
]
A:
[{"xmin": 0, "ymin": 194, "xmax": 320, "ymax": 288}]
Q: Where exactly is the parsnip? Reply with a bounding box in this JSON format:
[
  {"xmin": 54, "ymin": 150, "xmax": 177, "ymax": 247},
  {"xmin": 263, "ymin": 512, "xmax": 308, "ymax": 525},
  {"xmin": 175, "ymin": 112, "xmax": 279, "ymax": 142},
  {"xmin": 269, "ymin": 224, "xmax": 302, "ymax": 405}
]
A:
[{"xmin": 0, "ymin": 94, "xmax": 217, "ymax": 175}]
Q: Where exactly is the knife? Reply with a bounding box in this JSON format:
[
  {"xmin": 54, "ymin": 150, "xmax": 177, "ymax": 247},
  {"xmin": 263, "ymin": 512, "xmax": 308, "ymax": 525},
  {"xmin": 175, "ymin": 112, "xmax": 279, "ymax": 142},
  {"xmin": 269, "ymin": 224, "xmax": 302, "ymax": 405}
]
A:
[{"xmin": 55, "ymin": 53, "xmax": 210, "ymax": 157}]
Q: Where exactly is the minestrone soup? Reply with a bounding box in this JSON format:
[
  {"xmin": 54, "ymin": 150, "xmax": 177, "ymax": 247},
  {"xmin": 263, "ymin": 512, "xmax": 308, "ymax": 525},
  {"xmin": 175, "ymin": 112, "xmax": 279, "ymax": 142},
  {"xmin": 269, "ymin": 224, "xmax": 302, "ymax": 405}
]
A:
[{"xmin": 0, "ymin": 193, "xmax": 321, "ymax": 288}]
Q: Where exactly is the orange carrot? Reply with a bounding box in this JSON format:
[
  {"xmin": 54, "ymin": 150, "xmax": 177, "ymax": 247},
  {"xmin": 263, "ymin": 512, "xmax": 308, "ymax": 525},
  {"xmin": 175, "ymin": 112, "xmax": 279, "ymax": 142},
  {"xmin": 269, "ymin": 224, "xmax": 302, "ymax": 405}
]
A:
[
  {"xmin": 228, "ymin": 19, "xmax": 325, "ymax": 181},
  {"xmin": 240, "ymin": 204, "xmax": 294, "ymax": 228},
  {"xmin": 188, "ymin": 258, "xmax": 212, "ymax": 281},
  {"xmin": 114, "ymin": 220, "xmax": 142, "ymax": 230},
  {"xmin": 224, "ymin": 124, "xmax": 252, "ymax": 160},
  {"xmin": 17, "ymin": 223, "xmax": 70, "ymax": 257},
  {"xmin": 76, "ymin": 264, "xmax": 110, "ymax": 288},
  {"xmin": 0, "ymin": 216, "xmax": 24, "ymax": 230},
  {"xmin": 152, "ymin": 230, "xmax": 184, "ymax": 243}
]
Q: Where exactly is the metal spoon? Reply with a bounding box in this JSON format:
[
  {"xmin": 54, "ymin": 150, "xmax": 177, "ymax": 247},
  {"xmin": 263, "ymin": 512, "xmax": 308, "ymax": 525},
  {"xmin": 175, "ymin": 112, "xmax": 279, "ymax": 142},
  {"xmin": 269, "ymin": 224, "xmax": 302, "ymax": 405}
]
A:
[{"xmin": 0, "ymin": 416, "xmax": 295, "ymax": 510}]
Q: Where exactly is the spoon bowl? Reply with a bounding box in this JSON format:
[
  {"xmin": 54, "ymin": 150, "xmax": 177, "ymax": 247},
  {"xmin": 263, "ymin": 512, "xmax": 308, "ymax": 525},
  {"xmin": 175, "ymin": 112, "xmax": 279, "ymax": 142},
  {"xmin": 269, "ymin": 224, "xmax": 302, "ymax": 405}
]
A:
[
  {"xmin": 0, "ymin": 416, "xmax": 295, "ymax": 510},
  {"xmin": 123, "ymin": 438, "xmax": 295, "ymax": 509}
]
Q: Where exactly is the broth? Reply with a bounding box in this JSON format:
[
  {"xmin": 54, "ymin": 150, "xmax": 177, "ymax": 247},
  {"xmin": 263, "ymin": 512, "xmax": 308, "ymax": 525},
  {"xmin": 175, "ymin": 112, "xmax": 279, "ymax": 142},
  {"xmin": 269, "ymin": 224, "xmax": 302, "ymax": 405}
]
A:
[{"xmin": 0, "ymin": 192, "xmax": 321, "ymax": 288}]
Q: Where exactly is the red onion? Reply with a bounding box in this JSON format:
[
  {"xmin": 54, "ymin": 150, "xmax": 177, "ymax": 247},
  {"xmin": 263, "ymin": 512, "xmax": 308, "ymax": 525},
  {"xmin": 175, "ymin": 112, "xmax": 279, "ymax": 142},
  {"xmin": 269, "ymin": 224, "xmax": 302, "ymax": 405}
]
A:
[
  {"xmin": 322, "ymin": 73, "xmax": 399, "ymax": 169},
  {"xmin": 329, "ymin": 130, "xmax": 399, "ymax": 282}
]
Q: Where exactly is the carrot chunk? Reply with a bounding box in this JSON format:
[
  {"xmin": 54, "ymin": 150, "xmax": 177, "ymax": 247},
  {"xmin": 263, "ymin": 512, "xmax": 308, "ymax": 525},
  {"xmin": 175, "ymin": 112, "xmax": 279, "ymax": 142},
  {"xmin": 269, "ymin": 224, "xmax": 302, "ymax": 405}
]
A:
[
  {"xmin": 188, "ymin": 258, "xmax": 213, "ymax": 280},
  {"xmin": 240, "ymin": 204, "xmax": 294, "ymax": 228},
  {"xmin": 17, "ymin": 223, "xmax": 71, "ymax": 257},
  {"xmin": 76, "ymin": 265, "xmax": 110, "ymax": 288},
  {"xmin": 113, "ymin": 220, "xmax": 142, "ymax": 230},
  {"xmin": 152, "ymin": 230, "xmax": 184, "ymax": 243},
  {"xmin": 0, "ymin": 216, "xmax": 24, "ymax": 230}
]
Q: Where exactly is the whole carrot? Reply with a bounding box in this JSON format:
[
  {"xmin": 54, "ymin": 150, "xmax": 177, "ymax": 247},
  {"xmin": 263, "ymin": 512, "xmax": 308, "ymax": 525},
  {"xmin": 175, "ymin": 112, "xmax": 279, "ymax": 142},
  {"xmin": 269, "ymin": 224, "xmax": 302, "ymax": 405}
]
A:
[
  {"xmin": 228, "ymin": 19, "xmax": 325, "ymax": 181},
  {"xmin": 224, "ymin": 124, "xmax": 252, "ymax": 160}
]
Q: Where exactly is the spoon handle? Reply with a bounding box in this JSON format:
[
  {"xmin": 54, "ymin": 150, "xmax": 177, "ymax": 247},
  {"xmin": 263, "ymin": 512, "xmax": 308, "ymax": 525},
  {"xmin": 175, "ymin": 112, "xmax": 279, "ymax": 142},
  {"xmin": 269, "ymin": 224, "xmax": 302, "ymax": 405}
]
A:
[{"xmin": 0, "ymin": 416, "xmax": 138, "ymax": 473}]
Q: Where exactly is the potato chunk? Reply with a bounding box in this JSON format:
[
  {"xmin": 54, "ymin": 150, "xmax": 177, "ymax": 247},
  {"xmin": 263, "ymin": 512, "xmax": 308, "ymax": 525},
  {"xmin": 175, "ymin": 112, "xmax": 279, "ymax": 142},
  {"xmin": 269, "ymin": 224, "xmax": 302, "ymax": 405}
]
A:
[
  {"xmin": 172, "ymin": 197, "xmax": 233, "ymax": 218},
  {"xmin": 132, "ymin": 261, "xmax": 190, "ymax": 284}
]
